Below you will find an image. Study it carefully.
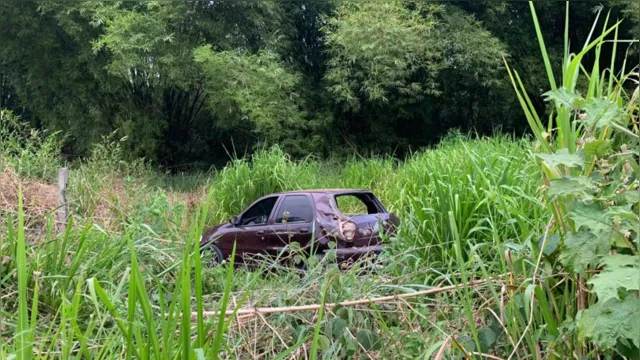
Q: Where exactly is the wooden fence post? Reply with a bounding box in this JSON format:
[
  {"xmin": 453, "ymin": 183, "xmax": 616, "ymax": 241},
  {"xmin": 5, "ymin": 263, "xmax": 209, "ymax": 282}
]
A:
[{"xmin": 57, "ymin": 167, "xmax": 69, "ymax": 231}]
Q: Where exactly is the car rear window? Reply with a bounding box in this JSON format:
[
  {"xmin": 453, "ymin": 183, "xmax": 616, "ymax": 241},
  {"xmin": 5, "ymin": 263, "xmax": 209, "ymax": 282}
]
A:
[
  {"xmin": 335, "ymin": 193, "xmax": 381, "ymax": 215},
  {"xmin": 275, "ymin": 195, "xmax": 314, "ymax": 223}
]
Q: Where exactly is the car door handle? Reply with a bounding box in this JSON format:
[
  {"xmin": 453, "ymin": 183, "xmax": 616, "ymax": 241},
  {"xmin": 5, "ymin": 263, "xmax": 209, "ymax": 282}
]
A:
[
  {"xmin": 256, "ymin": 230, "xmax": 266, "ymax": 236},
  {"xmin": 299, "ymin": 228, "xmax": 309, "ymax": 234}
]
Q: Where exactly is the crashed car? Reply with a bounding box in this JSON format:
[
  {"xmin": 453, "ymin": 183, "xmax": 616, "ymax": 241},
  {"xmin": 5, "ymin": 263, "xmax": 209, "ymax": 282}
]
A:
[{"xmin": 200, "ymin": 189, "xmax": 399, "ymax": 267}]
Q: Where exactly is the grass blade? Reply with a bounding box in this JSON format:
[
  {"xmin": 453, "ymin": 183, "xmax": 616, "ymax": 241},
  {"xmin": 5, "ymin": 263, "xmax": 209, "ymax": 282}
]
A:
[
  {"xmin": 310, "ymin": 275, "xmax": 330, "ymax": 360},
  {"xmin": 274, "ymin": 334, "xmax": 313, "ymax": 360},
  {"xmin": 529, "ymin": 1, "xmax": 557, "ymax": 90},
  {"xmin": 92, "ymin": 277, "xmax": 141, "ymax": 359},
  {"xmin": 211, "ymin": 242, "xmax": 237, "ymax": 359},
  {"xmin": 15, "ymin": 184, "xmax": 32, "ymax": 360},
  {"xmin": 126, "ymin": 233, "xmax": 138, "ymax": 360}
]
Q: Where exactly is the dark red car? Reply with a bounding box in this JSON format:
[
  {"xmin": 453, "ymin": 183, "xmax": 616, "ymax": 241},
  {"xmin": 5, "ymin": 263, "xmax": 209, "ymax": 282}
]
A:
[{"xmin": 200, "ymin": 189, "xmax": 399, "ymax": 267}]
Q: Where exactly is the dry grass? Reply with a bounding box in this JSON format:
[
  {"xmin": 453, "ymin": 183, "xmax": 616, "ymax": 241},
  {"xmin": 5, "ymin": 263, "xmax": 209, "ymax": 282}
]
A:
[{"xmin": 0, "ymin": 168, "xmax": 58, "ymax": 216}]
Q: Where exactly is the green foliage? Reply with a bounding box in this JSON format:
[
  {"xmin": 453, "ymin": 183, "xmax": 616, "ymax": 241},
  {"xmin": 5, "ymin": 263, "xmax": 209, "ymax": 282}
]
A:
[
  {"xmin": 0, "ymin": 131, "xmax": 546, "ymax": 358},
  {"xmin": 1, "ymin": 0, "xmax": 637, "ymax": 166},
  {"xmin": 548, "ymin": 176, "xmax": 597, "ymax": 200},
  {"xmin": 543, "ymin": 87, "xmax": 586, "ymax": 109},
  {"xmin": 437, "ymin": 6, "xmax": 508, "ymax": 87},
  {"xmin": 611, "ymin": 0, "xmax": 640, "ymax": 40},
  {"xmin": 91, "ymin": 2, "xmax": 178, "ymax": 77},
  {"xmin": 577, "ymin": 296, "xmax": 640, "ymax": 349},
  {"xmin": 195, "ymin": 47, "xmax": 307, "ymax": 149},
  {"xmin": 559, "ymin": 232, "xmax": 610, "ymax": 276},
  {"xmin": 588, "ymin": 254, "xmax": 640, "ymax": 303},
  {"xmin": 1, "ymin": 0, "xmax": 640, "ymax": 358},
  {"xmin": 0, "ymin": 110, "xmax": 62, "ymax": 181},
  {"xmin": 390, "ymin": 134, "xmax": 540, "ymax": 267},
  {"xmin": 535, "ymin": 149, "xmax": 584, "ymax": 168},
  {"xmin": 506, "ymin": 2, "xmax": 640, "ymax": 356},
  {"xmin": 323, "ymin": 0, "xmax": 442, "ymax": 108}
]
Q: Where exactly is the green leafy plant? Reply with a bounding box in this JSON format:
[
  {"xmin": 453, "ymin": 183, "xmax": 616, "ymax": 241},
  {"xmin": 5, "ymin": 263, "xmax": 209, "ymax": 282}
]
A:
[{"xmin": 506, "ymin": 1, "xmax": 639, "ymax": 356}]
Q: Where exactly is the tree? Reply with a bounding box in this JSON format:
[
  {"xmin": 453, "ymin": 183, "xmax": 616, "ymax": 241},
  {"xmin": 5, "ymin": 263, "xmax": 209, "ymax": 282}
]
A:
[
  {"xmin": 323, "ymin": 0, "xmax": 443, "ymax": 110},
  {"xmin": 0, "ymin": 0, "xmax": 637, "ymax": 167},
  {"xmin": 194, "ymin": 47, "xmax": 308, "ymax": 154},
  {"xmin": 321, "ymin": 0, "xmax": 509, "ymax": 154}
]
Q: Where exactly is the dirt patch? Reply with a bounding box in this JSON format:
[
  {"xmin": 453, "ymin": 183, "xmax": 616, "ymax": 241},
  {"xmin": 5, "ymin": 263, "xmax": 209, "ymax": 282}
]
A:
[
  {"xmin": 1, "ymin": 167, "xmax": 209, "ymax": 234},
  {"xmin": 0, "ymin": 168, "xmax": 58, "ymax": 216}
]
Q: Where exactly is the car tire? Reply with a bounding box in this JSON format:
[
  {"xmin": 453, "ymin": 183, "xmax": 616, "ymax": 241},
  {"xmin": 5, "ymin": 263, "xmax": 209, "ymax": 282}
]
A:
[{"xmin": 203, "ymin": 243, "xmax": 225, "ymax": 267}]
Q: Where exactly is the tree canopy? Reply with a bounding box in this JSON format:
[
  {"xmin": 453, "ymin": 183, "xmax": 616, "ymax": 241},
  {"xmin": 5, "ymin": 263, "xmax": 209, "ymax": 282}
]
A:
[{"xmin": 0, "ymin": 0, "xmax": 637, "ymax": 169}]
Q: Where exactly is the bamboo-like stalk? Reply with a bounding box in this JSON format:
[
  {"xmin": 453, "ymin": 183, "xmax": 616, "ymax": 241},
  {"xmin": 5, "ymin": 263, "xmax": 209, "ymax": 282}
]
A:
[{"xmin": 192, "ymin": 279, "xmax": 491, "ymax": 319}]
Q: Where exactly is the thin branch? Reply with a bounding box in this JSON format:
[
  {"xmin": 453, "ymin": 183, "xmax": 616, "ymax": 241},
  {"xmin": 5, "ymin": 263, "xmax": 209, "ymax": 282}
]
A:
[{"xmin": 192, "ymin": 279, "xmax": 491, "ymax": 319}]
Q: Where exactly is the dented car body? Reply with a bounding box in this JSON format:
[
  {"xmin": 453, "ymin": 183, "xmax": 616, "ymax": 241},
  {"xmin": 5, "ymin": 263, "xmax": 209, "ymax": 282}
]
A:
[{"xmin": 200, "ymin": 189, "xmax": 399, "ymax": 266}]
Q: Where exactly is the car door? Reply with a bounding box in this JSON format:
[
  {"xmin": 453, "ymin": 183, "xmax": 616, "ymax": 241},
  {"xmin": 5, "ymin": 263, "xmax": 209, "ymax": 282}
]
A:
[
  {"xmin": 265, "ymin": 194, "xmax": 315, "ymax": 259},
  {"xmin": 218, "ymin": 196, "xmax": 279, "ymax": 265}
]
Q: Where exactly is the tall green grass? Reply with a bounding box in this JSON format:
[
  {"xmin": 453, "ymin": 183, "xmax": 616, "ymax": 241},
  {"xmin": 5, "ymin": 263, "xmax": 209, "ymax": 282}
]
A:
[{"xmin": 0, "ymin": 110, "xmax": 62, "ymax": 181}]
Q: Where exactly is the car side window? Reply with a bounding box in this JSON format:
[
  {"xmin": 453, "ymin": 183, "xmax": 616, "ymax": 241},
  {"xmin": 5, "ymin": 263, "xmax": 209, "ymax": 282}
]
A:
[
  {"xmin": 275, "ymin": 195, "xmax": 313, "ymax": 223},
  {"xmin": 239, "ymin": 197, "xmax": 277, "ymax": 226}
]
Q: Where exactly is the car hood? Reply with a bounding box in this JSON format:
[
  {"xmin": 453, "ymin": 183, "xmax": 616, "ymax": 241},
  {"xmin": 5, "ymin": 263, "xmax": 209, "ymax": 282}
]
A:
[{"xmin": 200, "ymin": 222, "xmax": 233, "ymax": 245}]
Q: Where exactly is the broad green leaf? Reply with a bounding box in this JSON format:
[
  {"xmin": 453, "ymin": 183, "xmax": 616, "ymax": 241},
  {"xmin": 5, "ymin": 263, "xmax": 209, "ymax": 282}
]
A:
[
  {"xmin": 356, "ymin": 329, "xmax": 380, "ymax": 351},
  {"xmin": 478, "ymin": 326, "xmax": 497, "ymax": 353},
  {"xmin": 537, "ymin": 234, "xmax": 560, "ymax": 256},
  {"xmin": 317, "ymin": 335, "xmax": 331, "ymax": 351},
  {"xmin": 620, "ymin": 191, "xmax": 640, "ymax": 207},
  {"xmin": 577, "ymin": 296, "xmax": 640, "ymax": 349},
  {"xmin": 536, "ymin": 149, "xmax": 584, "ymax": 169},
  {"xmin": 457, "ymin": 335, "xmax": 476, "ymax": 352},
  {"xmin": 588, "ymin": 255, "xmax": 640, "ymax": 303},
  {"xmin": 582, "ymin": 139, "xmax": 612, "ymax": 163},
  {"xmin": 325, "ymin": 318, "xmax": 347, "ymax": 340},
  {"xmin": 559, "ymin": 231, "xmax": 610, "ymax": 276},
  {"xmin": 583, "ymin": 98, "xmax": 623, "ymax": 129},
  {"xmin": 607, "ymin": 206, "xmax": 639, "ymax": 244},
  {"xmin": 569, "ymin": 202, "xmax": 613, "ymax": 234},
  {"xmin": 605, "ymin": 205, "xmax": 638, "ymax": 220},
  {"xmin": 333, "ymin": 305, "xmax": 349, "ymax": 321},
  {"xmin": 543, "ymin": 87, "xmax": 585, "ymax": 108},
  {"xmin": 548, "ymin": 176, "xmax": 596, "ymax": 199}
]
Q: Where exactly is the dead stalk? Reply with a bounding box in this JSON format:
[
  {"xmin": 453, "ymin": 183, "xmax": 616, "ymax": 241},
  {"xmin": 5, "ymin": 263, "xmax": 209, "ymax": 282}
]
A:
[
  {"xmin": 192, "ymin": 279, "xmax": 489, "ymax": 319},
  {"xmin": 486, "ymin": 308, "xmax": 519, "ymax": 353},
  {"xmin": 471, "ymin": 352, "xmax": 506, "ymax": 360},
  {"xmin": 434, "ymin": 336, "xmax": 452, "ymax": 360},
  {"xmin": 257, "ymin": 312, "xmax": 288, "ymax": 349},
  {"xmin": 507, "ymin": 216, "xmax": 554, "ymax": 360}
]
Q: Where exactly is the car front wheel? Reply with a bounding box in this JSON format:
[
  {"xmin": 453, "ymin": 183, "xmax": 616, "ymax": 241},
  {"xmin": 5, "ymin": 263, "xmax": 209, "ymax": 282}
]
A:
[{"xmin": 203, "ymin": 243, "xmax": 225, "ymax": 267}]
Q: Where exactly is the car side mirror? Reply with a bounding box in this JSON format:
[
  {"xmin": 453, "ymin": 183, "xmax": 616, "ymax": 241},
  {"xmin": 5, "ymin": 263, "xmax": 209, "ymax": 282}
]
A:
[{"xmin": 230, "ymin": 216, "xmax": 239, "ymax": 226}]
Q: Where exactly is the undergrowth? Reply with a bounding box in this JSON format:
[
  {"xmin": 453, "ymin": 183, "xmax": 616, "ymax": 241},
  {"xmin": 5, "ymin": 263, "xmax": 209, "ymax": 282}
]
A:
[
  {"xmin": 1, "ymin": 120, "xmax": 543, "ymax": 358},
  {"xmin": 1, "ymin": 2, "xmax": 638, "ymax": 358}
]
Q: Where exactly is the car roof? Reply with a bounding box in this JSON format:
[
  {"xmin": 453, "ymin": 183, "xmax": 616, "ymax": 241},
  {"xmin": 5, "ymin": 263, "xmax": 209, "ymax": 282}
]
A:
[{"xmin": 279, "ymin": 188, "xmax": 372, "ymax": 195}]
